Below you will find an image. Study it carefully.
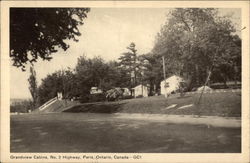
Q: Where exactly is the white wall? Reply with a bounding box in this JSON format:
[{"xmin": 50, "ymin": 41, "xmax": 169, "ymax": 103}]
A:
[{"xmin": 133, "ymin": 85, "xmax": 148, "ymax": 97}]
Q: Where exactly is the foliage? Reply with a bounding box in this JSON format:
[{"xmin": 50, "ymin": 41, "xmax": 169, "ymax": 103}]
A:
[
  {"xmin": 118, "ymin": 42, "xmax": 142, "ymax": 88},
  {"xmin": 152, "ymin": 8, "xmax": 241, "ymax": 89},
  {"xmin": 106, "ymin": 61, "xmax": 131, "ymax": 88},
  {"xmin": 10, "ymin": 8, "xmax": 90, "ymax": 70},
  {"xmin": 75, "ymin": 55, "xmax": 109, "ymax": 99},
  {"xmin": 37, "ymin": 68, "xmax": 80, "ymax": 104},
  {"xmin": 139, "ymin": 54, "xmax": 163, "ymax": 95},
  {"xmin": 38, "ymin": 70, "xmax": 65, "ymax": 105},
  {"xmin": 61, "ymin": 69, "xmax": 78, "ymax": 99},
  {"xmin": 28, "ymin": 66, "xmax": 38, "ymax": 109},
  {"xmin": 36, "ymin": 9, "xmax": 241, "ymax": 105},
  {"xmin": 37, "ymin": 55, "xmax": 129, "ymax": 104},
  {"xmin": 10, "ymin": 100, "xmax": 33, "ymax": 113}
]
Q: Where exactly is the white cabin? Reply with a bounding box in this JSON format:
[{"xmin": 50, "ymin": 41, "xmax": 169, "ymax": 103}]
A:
[{"xmin": 132, "ymin": 84, "xmax": 149, "ymax": 98}]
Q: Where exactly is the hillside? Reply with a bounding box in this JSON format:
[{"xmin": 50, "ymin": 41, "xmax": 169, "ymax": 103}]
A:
[{"xmin": 63, "ymin": 90, "xmax": 241, "ymax": 117}]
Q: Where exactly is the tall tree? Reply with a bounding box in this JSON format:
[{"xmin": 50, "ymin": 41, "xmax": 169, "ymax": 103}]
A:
[
  {"xmin": 37, "ymin": 55, "xmax": 130, "ymax": 104},
  {"xmin": 152, "ymin": 8, "xmax": 241, "ymax": 89},
  {"xmin": 118, "ymin": 42, "xmax": 142, "ymax": 88},
  {"xmin": 139, "ymin": 53, "xmax": 163, "ymax": 95},
  {"xmin": 101, "ymin": 61, "xmax": 131, "ymax": 90},
  {"xmin": 74, "ymin": 55, "xmax": 112, "ymax": 100},
  {"xmin": 10, "ymin": 8, "xmax": 90, "ymax": 70},
  {"xmin": 28, "ymin": 66, "xmax": 38, "ymax": 109},
  {"xmin": 61, "ymin": 68, "xmax": 78, "ymax": 99},
  {"xmin": 38, "ymin": 70, "xmax": 65, "ymax": 105}
]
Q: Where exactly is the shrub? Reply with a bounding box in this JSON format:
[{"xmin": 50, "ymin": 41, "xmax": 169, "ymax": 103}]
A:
[{"xmin": 10, "ymin": 100, "xmax": 33, "ymax": 113}]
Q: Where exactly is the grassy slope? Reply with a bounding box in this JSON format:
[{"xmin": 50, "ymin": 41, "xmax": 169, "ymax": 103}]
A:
[{"xmin": 64, "ymin": 91, "xmax": 241, "ymax": 117}]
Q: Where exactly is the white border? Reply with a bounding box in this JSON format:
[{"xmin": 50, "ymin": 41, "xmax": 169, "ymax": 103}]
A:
[{"xmin": 1, "ymin": 1, "xmax": 249, "ymax": 163}]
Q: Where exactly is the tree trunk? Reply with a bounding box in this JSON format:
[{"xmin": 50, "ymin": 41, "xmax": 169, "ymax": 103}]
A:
[
  {"xmin": 195, "ymin": 64, "xmax": 199, "ymax": 87},
  {"xmin": 234, "ymin": 64, "xmax": 238, "ymax": 87},
  {"xmin": 207, "ymin": 67, "xmax": 211, "ymax": 87}
]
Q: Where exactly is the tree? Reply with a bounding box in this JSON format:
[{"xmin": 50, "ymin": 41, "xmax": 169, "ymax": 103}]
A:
[
  {"xmin": 38, "ymin": 70, "xmax": 65, "ymax": 105},
  {"xmin": 118, "ymin": 42, "xmax": 142, "ymax": 88},
  {"xmin": 152, "ymin": 8, "xmax": 241, "ymax": 89},
  {"xmin": 37, "ymin": 55, "xmax": 129, "ymax": 104},
  {"xmin": 37, "ymin": 68, "xmax": 80, "ymax": 105},
  {"xmin": 75, "ymin": 55, "xmax": 133, "ymax": 95},
  {"xmin": 74, "ymin": 55, "xmax": 112, "ymax": 101},
  {"xmin": 63, "ymin": 69, "xmax": 79, "ymax": 99},
  {"xmin": 100, "ymin": 61, "xmax": 130, "ymax": 90},
  {"xmin": 107, "ymin": 61, "xmax": 131, "ymax": 88},
  {"xmin": 28, "ymin": 66, "xmax": 38, "ymax": 110},
  {"xmin": 10, "ymin": 8, "xmax": 90, "ymax": 70},
  {"xmin": 10, "ymin": 100, "xmax": 34, "ymax": 113},
  {"xmin": 139, "ymin": 53, "xmax": 163, "ymax": 95}
]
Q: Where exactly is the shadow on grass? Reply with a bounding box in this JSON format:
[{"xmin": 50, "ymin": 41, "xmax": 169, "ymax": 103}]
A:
[
  {"xmin": 176, "ymin": 95, "xmax": 192, "ymax": 99},
  {"xmin": 63, "ymin": 102, "xmax": 125, "ymax": 114}
]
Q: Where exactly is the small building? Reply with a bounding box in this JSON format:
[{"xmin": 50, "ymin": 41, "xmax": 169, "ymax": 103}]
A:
[
  {"xmin": 132, "ymin": 84, "xmax": 149, "ymax": 98},
  {"xmin": 161, "ymin": 75, "xmax": 184, "ymax": 95},
  {"xmin": 90, "ymin": 87, "xmax": 103, "ymax": 94},
  {"xmin": 57, "ymin": 92, "xmax": 63, "ymax": 100}
]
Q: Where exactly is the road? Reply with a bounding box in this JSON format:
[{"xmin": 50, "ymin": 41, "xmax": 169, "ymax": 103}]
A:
[{"xmin": 11, "ymin": 113, "xmax": 241, "ymax": 153}]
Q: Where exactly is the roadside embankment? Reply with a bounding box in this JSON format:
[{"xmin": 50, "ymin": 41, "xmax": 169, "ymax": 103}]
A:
[{"xmin": 63, "ymin": 90, "xmax": 241, "ymax": 117}]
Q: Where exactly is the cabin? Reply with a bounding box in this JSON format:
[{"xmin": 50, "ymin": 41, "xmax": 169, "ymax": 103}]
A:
[{"xmin": 132, "ymin": 84, "xmax": 149, "ymax": 98}]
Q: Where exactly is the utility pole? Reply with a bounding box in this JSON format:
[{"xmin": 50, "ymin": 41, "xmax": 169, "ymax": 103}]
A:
[
  {"xmin": 61, "ymin": 67, "xmax": 67, "ymax": 106},
  {"xmin": 162, "ymin": 56, "xmax": 166, "ymax": 80},
  {"xmin": 162, "ymin": 56, "xmax": 168, "ymax": 99}
]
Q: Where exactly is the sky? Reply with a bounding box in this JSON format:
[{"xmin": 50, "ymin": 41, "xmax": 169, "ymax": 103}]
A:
[{"xmin": 10, "ymin": 8, "xmax": 241, "ymax": 99}]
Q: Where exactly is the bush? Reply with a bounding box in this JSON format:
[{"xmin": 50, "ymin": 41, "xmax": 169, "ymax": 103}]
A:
[
  {"xmin": 79, "ymin": 93, "xmax": 106, "ymax": 103},
  {"xmin": 79, "ymin": 95, "xmax": 90, "ymax": 103},
  {"xmin": 10, "ymin": 100, "xmax": 33, "ymax": 113},
  {"xmin": 89, "ymin": 93, "xmax": 106, "ymax": 102},
  {"xmin": 210, "ymin": 83, "xmax": 229, "ymax": 89}
]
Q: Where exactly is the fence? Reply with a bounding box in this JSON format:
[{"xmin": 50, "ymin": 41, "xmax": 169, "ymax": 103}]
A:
[{"xmin": 38, "ymin": 97, "xmax": 57, "ymax": 111}]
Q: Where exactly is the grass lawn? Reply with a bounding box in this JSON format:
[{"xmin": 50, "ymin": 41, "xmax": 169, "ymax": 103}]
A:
[{"xmin": 63, "ymin": 91, "xmax": 241, "ymax": 117}]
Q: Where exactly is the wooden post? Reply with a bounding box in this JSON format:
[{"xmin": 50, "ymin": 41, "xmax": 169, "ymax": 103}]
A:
[
  {"xmin": 162, "ymin": 56, "xmax": 168, "ymax": 99},
  {"xmin": 141, "ymin": 84, "xmax": 143, "ymax": 97},
  {"xmin": 162, "ymin": 56, "xmax": 166, "ymax": 80}
]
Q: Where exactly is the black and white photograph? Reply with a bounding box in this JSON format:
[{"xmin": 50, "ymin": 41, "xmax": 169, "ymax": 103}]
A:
[{"xmin": 1, "ymin": 1, "xmax": 249, "ymax": 163}]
